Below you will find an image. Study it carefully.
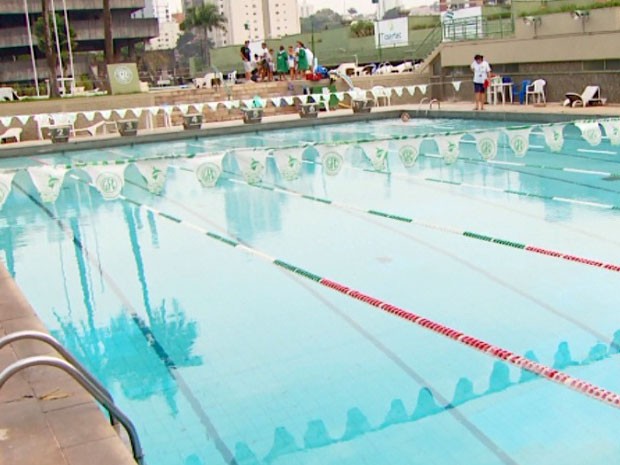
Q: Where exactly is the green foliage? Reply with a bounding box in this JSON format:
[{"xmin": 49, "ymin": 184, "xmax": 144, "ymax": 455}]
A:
[
  {"xmin": 383, "ymin": 7, "xmax": 408, "ymax": 19},
  {"xmin": 181, "ymin": 3, "xmax": 226, "ymax": 67},
  {"xmin": 350, "ymin": 20, "xmax": 375, "ymax": 38},
  {"xmin": 33, "ymin": 13, "xmax": 77, "ymax": 60},
  {"xmin": 518, "ymin": 0, "xmax": 620, "ymax": 16},
  {"xmin": 300, "ymin": 8, "xmax": 344, "ymax": 33}
]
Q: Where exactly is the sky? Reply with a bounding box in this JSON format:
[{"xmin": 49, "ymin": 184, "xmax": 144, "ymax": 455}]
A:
[{"xmin": 167, "ymin": 0, "xmax": 428, "ymax": 15}]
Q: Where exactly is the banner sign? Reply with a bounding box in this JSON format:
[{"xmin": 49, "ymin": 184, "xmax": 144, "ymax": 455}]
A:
[{"xmin": 375, "ymin": 17, "xmax": 409, "ymax": 49}]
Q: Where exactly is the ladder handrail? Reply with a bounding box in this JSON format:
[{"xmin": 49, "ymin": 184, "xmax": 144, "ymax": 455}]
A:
[
  {"xmin": 0, "ymin": 330, "xmax": 114, "ymax": 406},
  {"xmin": 0, "ymin": 356, "xmax": 145, "ymax": 465}
]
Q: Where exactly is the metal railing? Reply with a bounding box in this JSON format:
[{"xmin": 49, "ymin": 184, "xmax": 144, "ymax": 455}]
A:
[
  {"xmin": 0, "ymin": 331, "xmax": 144, "ymax": 465},
  {"xmin": 411, "ymin": 25, "xmax": 443, "ymax": 61},
  {"xmin": 441, "ymin": 16, "xmax": 515, "ymax": 42}
]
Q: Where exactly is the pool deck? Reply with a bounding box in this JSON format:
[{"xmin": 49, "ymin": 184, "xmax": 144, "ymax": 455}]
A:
[{"xmin": 0, "ymin": 99, "xmax": 619, "ymax": 465}]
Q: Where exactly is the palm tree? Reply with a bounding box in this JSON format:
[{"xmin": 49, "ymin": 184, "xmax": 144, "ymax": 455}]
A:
[
  {"xmin": 181, "ymin": 3, "xmax": 226, "ymax": 68},
  {"xmin": 103, "ymin": 0, "xmax": 113, "ymax": 64},
  {"xmin": 41, "ymin": 0, "xmax": 60, "ymax": 98}
]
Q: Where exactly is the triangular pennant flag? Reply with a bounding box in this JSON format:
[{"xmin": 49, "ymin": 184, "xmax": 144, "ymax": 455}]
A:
[
  {"xmin": 234, "ymin": 148, "xmax": 268, "ymax": 184},
  {"xmin": 418, "ymin": 85, "xmax": 428, "ymax": 95},
  {"xmin": 27, "ymin": 165, "xmax": 68, "ymax": 203},
  {"xmin": 114, "ymin": 108, "xmax": 128, "ymax": 118},
  {"xmin": 186, "ymin": 152, "xmax": 226, "ymax": 187},
  {"xmin": 222, "ymin": 101, "xmax": 234, "ymax": 110},
  {"xmin": 243, "ymin": 99, "xmax": 254, "ymax": 108},
  {"xmin": 270, "ymin": 97, "xmax": 281, "ymax": 107},
  {"xmin": 334, "ymin": 92, "xmax": 345, "ymax": 101},
  {"xmin": 473, "ymin": 131, "xmax": 500, "ymax": 160},
  {"xmin": 206, "ymin": 102, "xmax": 220, "ymax": 111},
  {"xmin": 542, "ymin": 124, "xmax": 565, "ymax": 153},
  {"xmin": 162, "ymin": 106, "xmax": 175, "ymax": 116},
  {"xmin": 601, "ymin": 120, "xmax": 620, "ymax": 145},
  {"xmin": 360, "ymin": 141, "xmax": 390, "ymax": 171},
  {"xmin": 435, "ymin": 134, "xmax": 462, "ymax": 164},
  {"xmin": 392, "ymin": 86, "xmax": 404, "ymax": 97},
  {"xmin": 98, "ymin": 110, "xmax": 112, "ymax": 119},
  {"xmin": 16, "ymin": 115, "xmax": 31, "ymax": 125},
  {"xmin": 81, "ymin": 111, "xmax": 97, "ymax": 122},
  {"xmin": 297, "ymin": 95, "xmax": 309, "ymax": 104},
  {"xmin": 452, "ymin": 81, "xmax": 462, "ymax": 92},
  {"xmin": 149, "ymin": 106, "xmax": 161, "ymax": 116},
  {"xmin": 504, "ymin": 128, "xmax": 532, "ymax": 158},
  {"xmin": 574, "ymin": 121, "xmax": 602, "ymax": 146},
  {"xmin": 320, "ymin": 147, "xmax": 344, "ymax": 176},
  {"xmin": 396, "ymin": 138, "xmax": 423, "ymax": 168},
  {"xmin": 0, "ymin": 171, "xmax": 16, "ymax": 209},
  {"xmin": 231, "ymin": 100, "xmax": 241, "ymax": 109},
  {"xmin": 0, "ymin": 117, "xmax": 12, "ymax": 127},
  {"xmin": 177, "ymin": 104, "xmax": 190, "ymax": 115},
  {"xmin": 192, "ymin": 103, "xmax": 205, "ymax": 113},
  {"xmin": 84, "ymin": 165, "xmax": 127, "ymax": 200},
  {"xmin": 134, "ymin": 160, "xmax": 168, "ymax": 194},
  {"xmin": 131, "ymin": 108, "xmax": 143, "ymax": 118},
  {"xmin": 406, "ymin": 85, "xmax": 417, "ymax": 95},
  {"xmin": 283, "ymin": 96, "xmax": 294, "ymax": 106},
  {"xmin": 271, "ymin": 147, "xmax": 304, "ymax": 181}
]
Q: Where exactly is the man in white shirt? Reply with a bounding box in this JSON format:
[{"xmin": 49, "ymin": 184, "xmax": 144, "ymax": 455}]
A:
[{"xmin": 470, "ymin": 54, "xmax": 491, "ymax": 111}]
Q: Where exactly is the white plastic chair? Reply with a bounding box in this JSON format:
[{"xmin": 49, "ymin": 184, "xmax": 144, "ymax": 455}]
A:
[
  {"xmin": 525, "ymin": 79, "xmax": 546, "ymax": 104},
  {"xmin": 51, "ymin": 113, "xmax": 76, "ymax": 135},
  {"xmin": 34, "ymin": 114, "xmax": 52, "ymax": 140},
  {"xmin": 0, "ymin": 127, "xmax": 22, "ymax": 143},
  {"xmin": 371, "ymin": 86, "xmax": 391, "ymax": 107}
]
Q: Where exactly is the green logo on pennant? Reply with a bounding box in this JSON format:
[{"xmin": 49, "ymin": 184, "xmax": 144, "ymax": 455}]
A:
[
  {"xmin": 322, "ymin": 151, "xmax": 343, "ymax": 176},
  {"xmin": 196, "ymin": 162, "xmax": 221, "ymax": 188},
  {"xmin": 371, "ymin": 147, "xmax": 388, "ymax": 171},
  {"xmin": 96, "ymin": 173, "xmax": 123, "ymax": 199},
  {"xmin": 281, "ymin": 155, "xmax": 301, "ymax": 181},
  {"xmin": 244, "ymin": 158, "xmax": 265, "ymax": 184},
  {"xmin": 398, "ymin": 145, "xmax": 419, "ymax": 167},
  {"xmin": 478, "ymin": 137, "xmax": 496, "ymax": 160},
  {"xmin": 511, "ymin": 135, "xmax": 527, "ymax": 157}
]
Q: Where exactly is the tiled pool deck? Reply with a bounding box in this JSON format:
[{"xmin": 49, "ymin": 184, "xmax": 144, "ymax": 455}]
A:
[{"xmin": 0, "ymin": 100, "xmax": 618, "ymax": 465}]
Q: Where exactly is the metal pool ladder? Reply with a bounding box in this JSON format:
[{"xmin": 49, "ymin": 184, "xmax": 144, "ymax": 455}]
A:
[{"xmin": 0, "ymin": 330, "xmax": 145, "ymax": 465}]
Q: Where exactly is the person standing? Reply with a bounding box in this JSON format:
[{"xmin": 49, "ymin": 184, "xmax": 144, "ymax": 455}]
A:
[
  {"xmin": 287, "ymin": 45, "xmax": 296, "ymax": 80},
  {"xmin": 276, "ymin": 46, "xmax": 289, "ymax": 81},
  {"xmin": 296, "ymin": 41, "xmax": 309, "ymax": 77},
  {"xmin": 240, "ymin": 40, "xmax": 252, "ymax": 81},
  {"xmin": 471, "ymin": 54, "xmax": 491, "ymax": 111}
]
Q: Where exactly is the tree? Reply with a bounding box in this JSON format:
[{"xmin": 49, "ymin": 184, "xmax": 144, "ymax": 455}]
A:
[
  {"xmin": 181, "ymin": 4, "xmax": 226, "ymax": 68},
  {"xmin": 350, "ymin": 20, "xmax": 375, "ymax": 38},
  {"xmin": 300, "ymin": 8, "xmax": 344, "ymax": 33},
  {"xmin": 34, "ymin": 13, "xmax": 77, "ymax": 74},
  {"xmin": 40, "ymin": 0, "xmax": 60, "ymax": 98},
  {"xmin": 103, "ymin": 0, "xmax": 113, "ymax": 64},
  {"xmin": 383, "ymin": 7, "xmax": 409, "ymax": 20}
]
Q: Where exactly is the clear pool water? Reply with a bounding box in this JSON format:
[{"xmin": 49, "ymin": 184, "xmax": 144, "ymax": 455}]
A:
[{"xmin": 1, "ymin": 117, "xmax": 620, "ymax": 465}]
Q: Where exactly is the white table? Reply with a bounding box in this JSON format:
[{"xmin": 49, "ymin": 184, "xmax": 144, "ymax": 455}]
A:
[{"xmin": 488, "ymin": 82, "xmax": 514, "ymax": 105}]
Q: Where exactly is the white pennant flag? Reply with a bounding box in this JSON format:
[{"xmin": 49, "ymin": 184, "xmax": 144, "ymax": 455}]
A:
[
  {"xmin": 360, "ymin": 141, "xmax": 390, "ymax": 171},
  {"xmin": 131, "ymin": 108, "xmax": 144, "ymax": 118},
  {"xmin": 187, "ymin": 152, "xmax": 226, "ymax": 187},
  {"xmin": 418, "ymin": 85, "xmax": 428, "ymax": 95},
  {"xmin": 320, "ymin": 147, "xmax": 344, "ymax": 176},
  {"xmin": 473, "ymin": 131, "xmax": 500, "ymax": 160},
  {"xmin": 27, "ymin": 166, "xmax": 68, "ymax": 203},
  {"xmin": 207, "ymin": 102, "xmax": 220, "ymax": 111},
  {"xmin": 222, "ymin": 101, "xmax": 234, "ymax": 110},
  {"xmin": 84, "ymin": 165, "xmax": 127, "ymax": 200},
  {"xmin": 1, "ymin": 117, "xmax": 12, "ymax": 127},
  {"xmin": 162, "ymin": 106, "xmax": 175, "ymax": 116},
  {"xmin": 271, "ymin": 148, "xmax": 304, "ymax": 181},
  {"xmin": 134, "ymin": 160, "xmax": 168, "ymax": 194},
  {"xmin": 115, "ymin": 108, "xmax": 129, "ymax": 119},
  {"xmin": 148, "ymin": 106, "xmax": 161, "ymax": 116},
  {"xmin": 406, "ymin": 85, "xmax": 417, "ymax": 95},
  {"xmin": 81, "ymin": 111, "xmax": 96, "ymax": 122},
  {"xmin": 98, "ymin": 110, "xmax": 112, "ymax": 119},
  {"xmin": 231, "ymin": 100, "xmax": 240, "ymax": 108},
  {"xmin": 178, "ymin": 104, "xmax": 190, "ymax": 115},
  {"xmin": 16, "ymin": 115, "xmax": 31, "ymax": 125},
  {"xmin": 0, "ymin": 172, "xmax": 16, "ymax": 209},
  {"xmin": 334, "ymin": 92, "xmax": 345, "ymax": 101},
  {"xmin": 283, "ymin": 96, "xmax": 294, "ymax": 106},
  {"xmin": 435, "ymin": 134, "xmax": 462, "ymax": 164},
  {"xmin": 396, "ymin": 138, "xmax": 423, "ymax": 168},
  {"xmin": 234, "ymin": 148, "xmax": 268, "ymax": 184},
  {"xmin": 270, "ymin": 97, "xmax": 281, "ymax": 107},
  {"xmin": 192, "ymin": 103, "xmax": 205, "ymax": 114},
  {"xmin": 542, "ymin": 125, "xmax": 565, "ymax": 152},
  {"xmin": 392, "ymin": 86, "xmax": 404, "ymax": 97},
  {"xmin": 452, "ymin": 81, "xmax": 462, "ymax": 92},
  {"xmin": 504, "ymin": 128, "xmax": 532, "ymax": 157},
  {"xmin": 601, "ymin": 120, "xmax": 620, "ymax": 145},
  {"xmin": 575, "ymin": 121, "xmax": 602, "ymax": 146},
  {"xmin": 297, "ymin": 95, "xmax": 310, "ymax": 104},
  {"xmin": 243, "ymin": 99, "xmax": 254, "ymax": 108}
]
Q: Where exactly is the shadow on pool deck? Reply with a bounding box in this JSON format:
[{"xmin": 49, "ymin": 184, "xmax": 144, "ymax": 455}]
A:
[{"xmin": 0, "ymin": 101, "xmax": 618, "ymax": 465}]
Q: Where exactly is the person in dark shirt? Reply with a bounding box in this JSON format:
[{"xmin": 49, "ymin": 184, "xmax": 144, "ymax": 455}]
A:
[{"xmin": 240, "ymin": 40, "xmax": 251, "ymax": 81}]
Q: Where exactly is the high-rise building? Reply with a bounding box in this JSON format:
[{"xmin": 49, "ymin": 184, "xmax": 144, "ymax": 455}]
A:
[
  {"xmin": 188, "ymin": 0, "xmax": 300, "ymax": 47},
  {"xmin": 136, "ymin": 0, "xmax": 181, "ymax": 50},
  {"xmin": 299, "ymin": 0, "xmax": 315, "ymax": 18}
]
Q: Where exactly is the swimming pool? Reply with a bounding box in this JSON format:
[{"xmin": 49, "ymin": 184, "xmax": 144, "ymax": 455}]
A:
[{"xmin": 1, "ymin": 116, "xmax": 620, "ymax": 465}]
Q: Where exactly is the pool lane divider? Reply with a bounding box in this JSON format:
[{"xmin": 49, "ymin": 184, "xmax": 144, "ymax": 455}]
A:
[
  {"xmin": 63, "ymin": 167, "xmax": 620, "ymax": 411},
  {"xmin": 224, "ymin": 175, "xmax": 620, "ymax": 274}
]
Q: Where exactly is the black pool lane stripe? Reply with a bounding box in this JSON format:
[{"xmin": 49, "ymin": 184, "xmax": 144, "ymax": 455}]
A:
[{"xmin": 14, "ymin": 183, "xmax": 237, "ymax": 465}]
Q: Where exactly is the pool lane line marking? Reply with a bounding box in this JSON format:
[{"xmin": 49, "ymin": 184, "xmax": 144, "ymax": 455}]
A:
[
  {"xmin": 577, "ymin": 148, "xmax": 618, "ymax": 155},
  {"xmin": 13, "ymin": 182, "xmax": 237, "ymax": 465},
  {"xmin": 222, "ymin": 169, "xmax": 620, "ymax": 274},
  {"xmin": 79, "ymin": 186, "xmax": 620, "ymax": 411}
]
